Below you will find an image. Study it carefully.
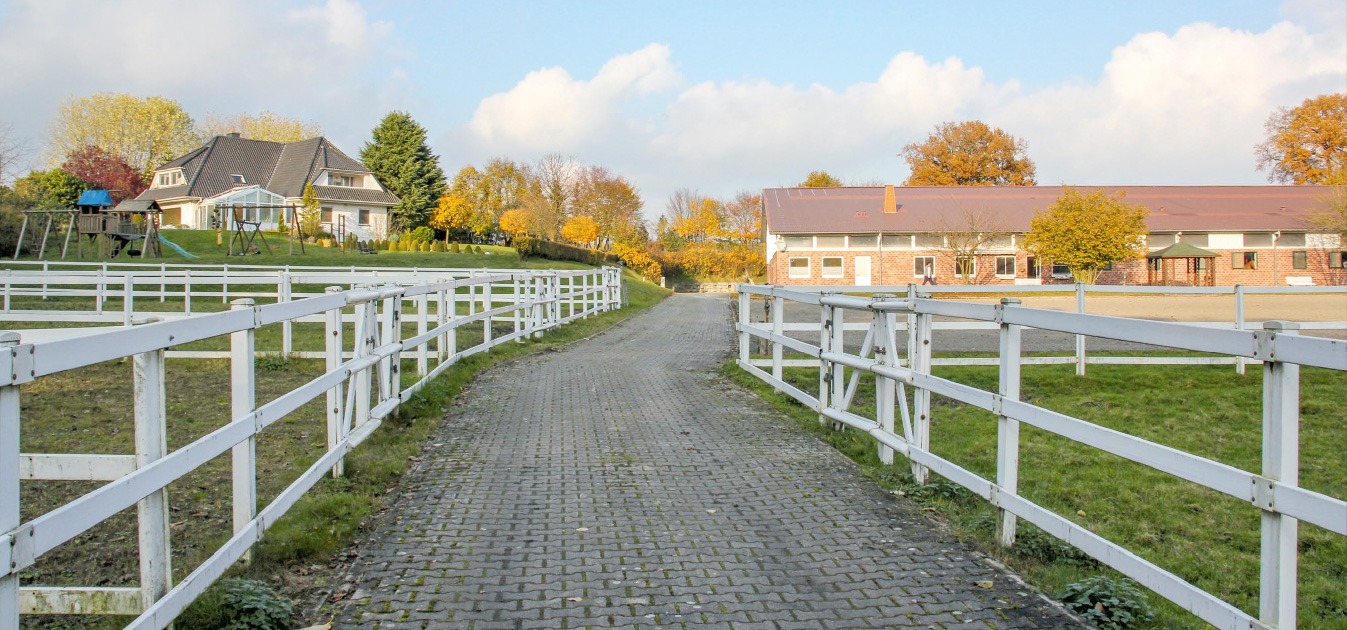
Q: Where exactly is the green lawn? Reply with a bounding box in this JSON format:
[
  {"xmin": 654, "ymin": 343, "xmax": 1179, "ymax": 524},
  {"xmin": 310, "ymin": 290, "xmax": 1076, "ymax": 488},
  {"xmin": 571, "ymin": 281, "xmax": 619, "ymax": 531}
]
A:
[{"xmin": 728, "ymin": 360, "xmax": 1347, "ymax": 629}]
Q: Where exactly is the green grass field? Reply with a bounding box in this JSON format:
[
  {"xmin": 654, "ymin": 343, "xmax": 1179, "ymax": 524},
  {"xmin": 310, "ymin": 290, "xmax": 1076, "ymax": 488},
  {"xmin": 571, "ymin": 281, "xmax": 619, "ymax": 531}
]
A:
[
  {"xmin": 9, "ymin": 232, "xmax": 670, "ymax": 628},
  {"xmin": 728, "ymin": 360, "xmax": 1347, "ymax": 629}
]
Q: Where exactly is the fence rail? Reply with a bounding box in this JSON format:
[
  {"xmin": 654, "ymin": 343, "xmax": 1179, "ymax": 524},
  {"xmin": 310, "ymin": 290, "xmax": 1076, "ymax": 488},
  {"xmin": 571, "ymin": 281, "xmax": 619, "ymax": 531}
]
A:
[
  {"xmin": 0, "ymin": 266, "xmax": 622, "ymax": 628},
  {"xmin": 735, "ymin": 283, "xmax": 1346, "ymax": 630}
]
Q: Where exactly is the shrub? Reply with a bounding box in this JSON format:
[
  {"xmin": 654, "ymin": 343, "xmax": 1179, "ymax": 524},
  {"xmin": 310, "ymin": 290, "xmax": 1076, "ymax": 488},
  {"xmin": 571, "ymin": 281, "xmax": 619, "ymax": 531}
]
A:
[
  {"xmin": 1059, "ymin": 576, "xmax": 1154, "ymax": 629},
  {"xmin": 473, "ymin": 245, "xmax": 483, "ymax": 254},
  {"xmin": 407, "ymin": 226, "xmax": 434, "ymax": 244},
  {"xmin": 178, "ymin": 578, "xmax": 294, "ymax": 630},
  {"xmin": 611, "ymin": 243, "xmax": 662, "ymax": 282},
  {"xmin": 431, "ymin": 241, "xmax": 444, "ymax": 252},
  {"xmin": 451, "ymin": 242, "xmax": 461, "ymax": 253}
]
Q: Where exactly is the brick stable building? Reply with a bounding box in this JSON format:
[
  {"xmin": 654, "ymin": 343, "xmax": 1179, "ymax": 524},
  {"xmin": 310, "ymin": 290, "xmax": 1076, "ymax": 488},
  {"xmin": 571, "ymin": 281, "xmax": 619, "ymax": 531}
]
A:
[{"xmin": 763, "ymin": 185, "xmax": 1346, "ymax": 287}]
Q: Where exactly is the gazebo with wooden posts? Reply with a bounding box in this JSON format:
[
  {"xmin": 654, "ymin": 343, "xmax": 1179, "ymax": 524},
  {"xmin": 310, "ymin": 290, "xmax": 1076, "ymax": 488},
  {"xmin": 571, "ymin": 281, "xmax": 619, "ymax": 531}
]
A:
[{"xmin": 1147, "ymin": 242, "xmax": 1217, "ymax": 286}]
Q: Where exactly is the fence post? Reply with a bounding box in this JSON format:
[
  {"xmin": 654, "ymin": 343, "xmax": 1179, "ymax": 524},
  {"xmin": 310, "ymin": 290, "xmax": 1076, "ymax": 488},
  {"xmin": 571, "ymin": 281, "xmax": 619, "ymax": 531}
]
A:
[
  {"xmin": 133, "ymin": 338, "xmax": 171, "ymax": 612},
  {"xmin": 0, "ymin": 333, "xmax": 22, "ymax": 627},
  {"xmin": 437, "ymin": 287, "xmax": 448, "ymax": 361},
  {"xmin": 1259, "ymin": 321, "xmax": 1299, "ymax": 629},
  {"xmin": 279, "ymin": 272, "xmax": 293, "ymax": 359},
  {"xmin": 447, "ymin": 285, "xmax": 458, "ymax": 361},
  {"xmin": 159, "ymin": 262, "xmax": 166, "ymax": 303},
  {"xmin": 817, "ymin": 296, "xmax": 832, "ymax": 426},
  {"xmin": 1075, "ymin": 283, "xmax": 1086, "ymax": 376},
  {"xmin": 737, "ymin": 291, "xmax": 750, "ymax": 364},
  {"xmin": 996, "ymin": 297, "xmax": 1023, "ymax": 548},
  {"xmin": 184, "ymin": 269, "xmax": 192, "ymax": 315},
  {"xmin": 1235, "ymin": 285, "xmax": 1246, "ymax": 375},
  {"xmin": 229, "ymin": 298, "xmax": 257, "ymax": 565},
  {"xmin": 911, "ymin": 306, "xmax": 933, "ymax": 483},
  {"xmin": 354, "ymin": 297, "xmax": 376, "ymax": 429},
  {"xmin": 123, "ymin": 275, "xmax": 134, "ymax": 326},
  {"xmin": 875, "ymin": 307, "xmax": 897, "ymax": 465},
  {"xmin": 829, "ymin": 299, "xmax": 845, "ymax": 429},
  {"xmin": 222, "ymin": 264, "xmax": 229, "ymax": 304},
  {"xmin": 483, "ymin": 280, "xmax": 494, "ymax": 345},
  {"xmin": 416, "ymin": 292, "xmax": 429, "ymax": 374},
  {"xmin": 324, "ymin": 287, "xmax": 345, "ymax": 478},
  {"xmin": 512, "ymin": 277, "xmax": 522, "ymax": 343},
  {"xmin": 379, "ymin": 291, "xmax": 402, "ymax": 405},
  {"xmin": 771, "ymin": 294, "xmax": 784, "ymax": 384}
]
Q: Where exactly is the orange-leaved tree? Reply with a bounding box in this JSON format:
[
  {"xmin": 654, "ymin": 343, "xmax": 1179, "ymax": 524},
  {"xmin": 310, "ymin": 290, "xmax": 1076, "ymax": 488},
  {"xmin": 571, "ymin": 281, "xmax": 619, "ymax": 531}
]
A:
[
  {"xmin": 1255, "ymin": 93, "xmax": 1347, "ymax": 185},
  {"xmin": 429, "ymin": 191, "xmax": 474, "ymax": 243},
  {"xmin": 901, "ymin": 120, "xmax": 1036, "ymax": 186}
]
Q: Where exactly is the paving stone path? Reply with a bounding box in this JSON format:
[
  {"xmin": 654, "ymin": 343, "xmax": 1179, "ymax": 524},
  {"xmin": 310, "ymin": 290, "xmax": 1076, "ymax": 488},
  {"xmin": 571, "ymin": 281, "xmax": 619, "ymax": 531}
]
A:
[{"xmin": 332, "ymin": 294, "xmax": 1083, "ymax": 629}]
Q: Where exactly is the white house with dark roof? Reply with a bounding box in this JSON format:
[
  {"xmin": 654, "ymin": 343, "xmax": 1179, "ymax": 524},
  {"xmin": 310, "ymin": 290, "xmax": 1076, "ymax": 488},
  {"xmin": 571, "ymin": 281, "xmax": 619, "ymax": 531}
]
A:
[
  {"xmin": 763, "ymin": 185, "xmax": 1346, "ymax": 287},
  {"xmin": 136, "ymin": 133, "xmax": 398, "ymax": 241}
]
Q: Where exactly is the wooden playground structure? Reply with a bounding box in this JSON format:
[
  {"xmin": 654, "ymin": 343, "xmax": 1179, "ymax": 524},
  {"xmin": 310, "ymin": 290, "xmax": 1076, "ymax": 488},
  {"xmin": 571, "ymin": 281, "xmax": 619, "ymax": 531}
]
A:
[{"xmin": 13, "ymin": 192, "xmax": 164, "ymax": 260}]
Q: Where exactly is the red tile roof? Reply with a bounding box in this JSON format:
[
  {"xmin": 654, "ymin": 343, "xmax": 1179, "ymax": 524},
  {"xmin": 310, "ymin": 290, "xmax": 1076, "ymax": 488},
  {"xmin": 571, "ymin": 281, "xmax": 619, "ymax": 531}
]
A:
[{"xmin": 763, "ymin": 185, "xmax": 1336, "ymax": 234}]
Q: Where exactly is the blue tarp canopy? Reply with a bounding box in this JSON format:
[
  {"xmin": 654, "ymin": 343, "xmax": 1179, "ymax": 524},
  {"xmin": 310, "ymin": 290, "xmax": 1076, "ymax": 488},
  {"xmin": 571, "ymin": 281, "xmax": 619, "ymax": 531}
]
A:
[{"xmin": 76, "ymin": 190, "xmax": 114, "ymax": 208}]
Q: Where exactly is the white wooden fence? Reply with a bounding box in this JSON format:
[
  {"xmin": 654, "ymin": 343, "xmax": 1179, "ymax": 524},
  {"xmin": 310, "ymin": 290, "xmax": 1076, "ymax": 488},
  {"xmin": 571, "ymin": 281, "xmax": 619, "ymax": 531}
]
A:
[
  {"xmin": 0, "ymin": 266, "xmax": 622, "ymax": 628},
  {"xmin": 743, "ymin": 283, "xmax": 1345, "ymax": 374},
  {"xmin": 736, "ymin": 283, "xmax": 1346, "ymax": 630}
]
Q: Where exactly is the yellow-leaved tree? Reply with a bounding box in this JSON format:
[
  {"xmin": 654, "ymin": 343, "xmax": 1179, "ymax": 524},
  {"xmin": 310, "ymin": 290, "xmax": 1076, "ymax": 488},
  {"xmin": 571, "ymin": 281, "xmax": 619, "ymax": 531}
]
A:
[
  {"xmin": 195, "ymin": 111, "xmax": 322, "ymax": 144},
  {"xmin": 429, "ymin": 191, "xmax": 475, "ymax": 243},
  {"xmin": 560, "ymin": 215, "xmax": 599, "ymax": 248},
  {"xmin": 47, "ymin": 93, "xmax": 197, "ymax": 182},
  {"xmin": 498, "ymin": 208, "xmax": 531, "ymax": 238},
  {"xmin": 1023, "ymin": 187, "xmax": 1149, "ymax": 284},
  {"xmin": 799, "ymin": 171, "xmax": 843, "ymax": 187},
  {"xmin": 299, "ymin": 183, "xmax": 322, "ymax": 238}
]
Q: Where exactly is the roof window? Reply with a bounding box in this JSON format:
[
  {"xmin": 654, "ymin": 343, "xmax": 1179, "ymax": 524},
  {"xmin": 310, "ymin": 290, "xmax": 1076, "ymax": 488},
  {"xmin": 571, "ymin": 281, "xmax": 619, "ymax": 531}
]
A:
[{"xmin": 229, "ymin": 174, "xmax": 246, "ymax": 184}]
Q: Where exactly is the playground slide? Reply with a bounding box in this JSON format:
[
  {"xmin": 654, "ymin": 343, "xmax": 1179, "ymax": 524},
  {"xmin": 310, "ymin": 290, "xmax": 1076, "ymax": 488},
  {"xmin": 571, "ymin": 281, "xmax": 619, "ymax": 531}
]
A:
[{"xmin": 158, "ymin": 234, "xmax": 198, "ymax": 259}]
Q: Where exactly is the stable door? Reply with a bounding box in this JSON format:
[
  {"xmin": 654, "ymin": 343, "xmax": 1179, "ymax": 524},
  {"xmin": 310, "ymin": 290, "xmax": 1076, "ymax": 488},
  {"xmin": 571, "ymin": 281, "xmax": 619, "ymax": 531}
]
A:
[{"xmin": 855, "ymin": 256, "xmax": 872, "ymax": 286}]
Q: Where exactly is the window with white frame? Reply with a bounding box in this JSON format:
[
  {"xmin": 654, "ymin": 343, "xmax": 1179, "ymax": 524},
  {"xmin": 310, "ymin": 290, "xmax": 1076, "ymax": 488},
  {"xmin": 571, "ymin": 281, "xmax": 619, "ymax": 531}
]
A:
[
  {"xmin": 815, "ymin": 235, "xmax": 845, "ymax": 249},
  {"xmin": 1278, "ymin": 233, "xmax": 1306, "ymax": 248},
  {"xmin": 995, "ymin": 255, "xmax": 1016, "ymax": 277},
  {"xmin": 1292, "ymin": 251, "xmax": 1307, "ymax": 270},
  {"xmin": 821, "ymin": 257, "xmax": 843, "ymax": 278},
  {"xmin": 320, "ymin": 207, "xmax": 333, "ymax": 223},
  {"xmin": 1328, "ymin": 251, "xmax": 1345, "ymax": 268},
  {"xmin": 913, "ymin": 256, "xmax": 935, "ymax": 278},
  {"xmin": 788, "ymin": 257, "xmax": 810, "ymax": 278},
  {"xmin": 1233, "ymin": 251, "xmax": 1257, "ymax": 269},
  {"xmin": 1051, "ymin": 264, "xmax": 1072, "ymax": 278},
  {"xmin": 358, "ymin": 208, "xmax": 371, "ymax": 226},
  {"xmin": 1243, "ymin": 233, "xmax": 1273, "ymax": 248},
  {"xmin": 330, "ymin": 173, "xmax": 358, "ymax": 187},
  {"xmin": 156, "ymin": 171, "xmax": 183, "ymax": 187},
  {"xmin": 915, "ymin": 234, "xmax": 944, "ymax": 248},
  {"xmin": 783, "ymin": 236, "xmax": 812, "ymax": 249}
]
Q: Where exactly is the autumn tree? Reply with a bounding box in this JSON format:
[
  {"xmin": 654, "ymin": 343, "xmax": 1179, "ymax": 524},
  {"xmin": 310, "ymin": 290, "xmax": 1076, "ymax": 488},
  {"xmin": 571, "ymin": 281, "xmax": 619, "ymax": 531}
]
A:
[
  {"xmin": 560, "ymin": 215, "xmax": 600, "ymax": 248},
  {"xmin": 46, "ymin": 93, "xmax": 196, "ymax": 182},
  {"xmin": 1023, "ymin": 187, "xmax": 1149, "ymax": 284},
  {"xmin": 928, "ymin": 205, "xmax": 1010, "ymax": 284},
  {"xmin": 195, "ymin": 111, "xmax": 322, "ymax": 143},
  {"xmin": 720, "ymin": 191, "xmax": 762, "ymax": 245},
  {"xmin": 901, "ymin": 120, "xmax": 1036, "ymax": 186},
  {"xmin": 573, "ymin": 166, "xmax": 643, "ymax": 247},
  {"xmin": 800, "ymin": 171, "xmax": 843, "ymax": 187},
  {"xmin": 360, "ymin": 111, "xmax": 446, "ymax": 232},
  {"xmin": 535, "ymin": 153, "xmax": 578, "ymax": 220},
  {"xmin": 1255, "ymin": 93, "xmax": 1347, "ymax": 185},
  {"xmin": 498, "ymin": 208, "xmax": 531, "ymax": 238},
  {"xmin": 60, "ymin": 145, "xmax": 144, "ymax": 200},
  {"xmin": 429, "ymin": 191, "xmax": 476, "ymax": 242}
]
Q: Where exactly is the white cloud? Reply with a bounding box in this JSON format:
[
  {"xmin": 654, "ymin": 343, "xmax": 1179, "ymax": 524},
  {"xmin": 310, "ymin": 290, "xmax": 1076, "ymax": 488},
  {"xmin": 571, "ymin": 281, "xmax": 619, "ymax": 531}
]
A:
[
  {"xmin": 466, "ymin": 44, "xmax": 680, "ymax": 151},
  {"xmin": 288, "ymin": 0, "xmax": 392, "ymax": 54}
]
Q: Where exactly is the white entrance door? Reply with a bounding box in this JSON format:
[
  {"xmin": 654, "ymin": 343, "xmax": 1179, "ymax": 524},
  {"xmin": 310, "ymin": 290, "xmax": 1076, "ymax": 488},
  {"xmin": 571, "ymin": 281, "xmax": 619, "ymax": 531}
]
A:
[{"xmin": 855, "ymin": 256, "xmax": 872, "ymax": 286}]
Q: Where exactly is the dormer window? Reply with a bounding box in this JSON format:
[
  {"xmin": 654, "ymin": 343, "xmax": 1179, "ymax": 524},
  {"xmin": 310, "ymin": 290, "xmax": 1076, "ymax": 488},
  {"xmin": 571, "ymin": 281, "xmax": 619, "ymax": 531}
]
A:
[
  {"xmin": 330, "ymin": 173, "xmax": 358, "ymax": 187},
  {"xmin": 155, "ymin": 170, "xmax": 183, "ymax": 187},
  {"xmin": 229, "ymin": 174, "xmax": 246, "ymax": 185}
]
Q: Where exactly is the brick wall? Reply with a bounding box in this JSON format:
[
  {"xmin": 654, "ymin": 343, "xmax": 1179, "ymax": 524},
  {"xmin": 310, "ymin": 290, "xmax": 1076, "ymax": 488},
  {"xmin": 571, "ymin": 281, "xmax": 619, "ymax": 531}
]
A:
[{"xmin": 768, "ymin": 247, "xmax": 1347, "ymax": 287}]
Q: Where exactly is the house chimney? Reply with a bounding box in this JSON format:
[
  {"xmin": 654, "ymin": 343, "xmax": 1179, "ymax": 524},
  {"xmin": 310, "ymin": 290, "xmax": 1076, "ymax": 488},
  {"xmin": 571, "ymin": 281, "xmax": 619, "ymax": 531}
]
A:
[
  {"xmin": 227, "ymin": 132, "xmax": 241, "ymax": 138},
  {"xmin": 882, "ymin": 185, "xmax": 896, "ymax": 214}
]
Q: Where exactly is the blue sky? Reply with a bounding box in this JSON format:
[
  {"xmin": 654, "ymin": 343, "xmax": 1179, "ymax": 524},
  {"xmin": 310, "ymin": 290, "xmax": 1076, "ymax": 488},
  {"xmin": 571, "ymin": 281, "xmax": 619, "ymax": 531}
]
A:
[{"xmin": 1, "ymin": 0, "xmax": 1343, "ymax": 220}]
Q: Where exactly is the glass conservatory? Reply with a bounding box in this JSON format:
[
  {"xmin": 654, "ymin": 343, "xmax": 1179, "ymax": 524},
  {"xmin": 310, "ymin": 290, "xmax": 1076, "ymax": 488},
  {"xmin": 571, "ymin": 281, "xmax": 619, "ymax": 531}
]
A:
[{"xmin": 203, "ymin": 186, "xmax": 289, "ymax": 230}]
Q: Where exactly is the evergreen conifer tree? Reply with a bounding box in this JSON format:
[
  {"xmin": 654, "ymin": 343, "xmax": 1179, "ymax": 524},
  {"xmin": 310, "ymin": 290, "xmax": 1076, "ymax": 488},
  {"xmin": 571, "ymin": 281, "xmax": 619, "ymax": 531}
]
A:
[{"xmin": 360, "ymin": 111, "xmax": 446, "ymax": 233}]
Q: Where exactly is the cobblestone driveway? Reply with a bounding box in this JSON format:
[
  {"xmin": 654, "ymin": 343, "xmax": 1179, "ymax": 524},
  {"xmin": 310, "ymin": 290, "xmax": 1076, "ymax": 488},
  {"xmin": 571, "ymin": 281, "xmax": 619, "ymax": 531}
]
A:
[{"xmin": 332, "ymin": 294, "xmax": 1083, "ymax": 629}]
